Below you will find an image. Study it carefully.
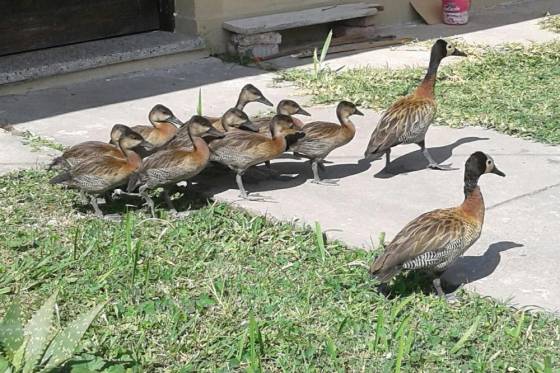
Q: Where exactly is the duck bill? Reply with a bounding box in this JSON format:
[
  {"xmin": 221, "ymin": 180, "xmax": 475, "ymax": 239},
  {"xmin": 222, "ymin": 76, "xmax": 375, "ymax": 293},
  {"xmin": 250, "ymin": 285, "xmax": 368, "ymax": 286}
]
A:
[
  {"xmin": 257, "ymin": 97, "xmax": 274, "ymax": 107},
  {"xmin": 168, "ymin": 116, "xmax": 183, "ymax": 127},
  {"xmin": 240, "ymin": 121, "xmax": 259, "ymax": 132},
  {"xmin": 354, "ymin": 108, "xmax": 364, "ymax": 116},
  {"xmin": 297, "ymin": 108, "xmax": 311, "ymax": 116},
  {"xmin": 206, "ymin": 127, "xmax": 225, "ymax": 138},
  {"xmin": 452, "ymin": 49, "xmax": 467, "ymax": 57},
  {"xmin": 492, "ymin": 167, "xmax": 505, "ymax": 177}
]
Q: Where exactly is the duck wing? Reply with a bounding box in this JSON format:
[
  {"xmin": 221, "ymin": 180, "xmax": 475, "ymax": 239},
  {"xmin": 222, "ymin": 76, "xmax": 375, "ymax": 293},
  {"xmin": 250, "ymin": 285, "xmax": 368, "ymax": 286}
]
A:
[
  {"xmin": 370, "ymin": 207, "xmax": 475, "ymax": 282},
  {"xmin": 290, "ymin": 121, "xmax": 340, "ymax": 157},
  {"xmin": 130, "ymin": 125, "xmax": 154, "ymax": 140},
  {"xmin": 365, "ymin": 95, "xmax": 436, "ymax": 156},
  {"xmin": 209, "ymin": 132, "xmax": 275, "ymax": 169}
]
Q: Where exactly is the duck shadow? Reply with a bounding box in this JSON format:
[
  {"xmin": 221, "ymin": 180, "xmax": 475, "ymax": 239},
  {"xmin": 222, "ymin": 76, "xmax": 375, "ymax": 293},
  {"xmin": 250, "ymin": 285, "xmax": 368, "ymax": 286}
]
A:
[
  {"xmin": 373, "ymin": 137, "xmax": 488, "ymax": 179},
  {"xmin": 193, "ymin": 158, "xmax": 372, "ymax": 197},
  {"xmin": 385, "ymin": 241, "xmax": 523, "ymax": 297}
]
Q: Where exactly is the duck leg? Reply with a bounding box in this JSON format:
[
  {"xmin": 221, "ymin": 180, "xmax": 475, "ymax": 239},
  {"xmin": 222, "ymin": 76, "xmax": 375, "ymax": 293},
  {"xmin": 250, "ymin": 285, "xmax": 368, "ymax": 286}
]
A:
[
  {"xmin": 236, "ymin": 172, "xmax": 270, "ymax": 201},
  {"xmin": 139, "ymin": 185, "xmax": 156, "ymax": 217},
  {"xmin": 79, "ymin": 190, "xmax": 89, "ymax": 204},
  {"xmin": 384, "ymin": 149, "xmax": 392, "ymax": 169},
  {"xmin": 160, "ymin": 189, "xmax": 177, "ymax": 214},
  {"xmin": 432, "ymin": 277, "xmax": 459, "ymax": 304},
  {"xmin": 89, "ymin": 194, "xmax": 104, "ymax": 217},
  {"xmin": 310, "ymin": 160, "xmax": 338, "ymax": 186},
  {"xmin": 418, "ymin": 141, "xmax": 456, "ymax": 171}
]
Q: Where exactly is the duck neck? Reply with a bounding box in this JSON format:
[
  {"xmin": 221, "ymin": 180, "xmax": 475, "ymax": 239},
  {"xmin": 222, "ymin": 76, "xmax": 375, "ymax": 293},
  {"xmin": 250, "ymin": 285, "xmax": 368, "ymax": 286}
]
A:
[
  {"xmin": 416, "ymin": 51, "xmax": 443, "ymax": 97},
  {"xmin": 235, "ymin": 95, "xmax": 247, "ymax": 110},
  {"xmin": 462, "ymin": 167, "xmax": 485, "ymax": 222},
  {"xmin": 119, "ymin": 144, "xmax": 142, "ymax": 168},
  {"xmin": 187, "ymin": 126, "xmax": 197, "ymax": 150},
  {"xmin": 337, "ymin": 111, "xmax": 355, "ymax": 133}
]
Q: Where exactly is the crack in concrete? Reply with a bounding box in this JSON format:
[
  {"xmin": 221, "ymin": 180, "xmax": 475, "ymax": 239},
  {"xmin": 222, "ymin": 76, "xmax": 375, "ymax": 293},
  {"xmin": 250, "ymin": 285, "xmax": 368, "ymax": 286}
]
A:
[{"xmin": 487, "ymin": 182, "xmax": 560, "ymax": 210}]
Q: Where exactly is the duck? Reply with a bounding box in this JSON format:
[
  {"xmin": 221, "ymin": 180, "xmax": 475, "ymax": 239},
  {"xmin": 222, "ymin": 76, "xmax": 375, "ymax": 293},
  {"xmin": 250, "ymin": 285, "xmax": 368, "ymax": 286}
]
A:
[
  {"xmin": 131, "ymin": 104, "xmax": 182, "ymax": 147},
  {"xmin": 164, "ymin": 108, "xmax": 258, "ymax": 150},
  {"xmin": 208, "ymin": 114, "xmax": 304, "ymax": 200},
  {"xmin": 207, "ymin": 84, "xmax": 273, "ymax": 129},
  {"xmin": 48, "ymin": 124, "xmax": 150, "ymax": 170},
  {"xmin": 369, "ymin": 151, "xmax": 505, "ymax": 302},
  {"xmin": 289, "ymin": 101, "xmax": 363, "ymax": 185},
  {"xmin": 364, "ymin": 39, "xmax": 466, "ymax": 171},
  {"xmin": 126, "ymin": 116, "xmax": 224, "ymax": 217},
  {"xmin": 252, "ymin": 99, "xmax": 311, "ymax": 134},
  {"xmin": 49, "ymin": 128, "xmax": 150, "ymax": 217}
]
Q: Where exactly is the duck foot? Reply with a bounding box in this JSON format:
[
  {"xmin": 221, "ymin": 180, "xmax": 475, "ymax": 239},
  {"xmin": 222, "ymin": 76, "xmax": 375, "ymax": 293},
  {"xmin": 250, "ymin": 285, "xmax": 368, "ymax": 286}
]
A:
[
  {"xmin": 103, "ymin": 213, "xmax": 123, "ymax": 222},
  {"xmin": 239, "ymin": 193, "xmax": 272, "ymax": 202},
  {"xmin": 433, "ymin": 277, "xmax": 460, "ymax": 304},
  {"xmin": 311, "ymin": 179, "xmax": 339, "ymax": 186},
  {"xmin": 444, "ymin": 292, "xmax": 460, "ymax": 304},
  {"xmin": 169, "ymin": 210, "xmax": 192, "ymax": 219},
  {"xmin": 428, "ymin": 163, "xmax": 457, "ymax": 171}
]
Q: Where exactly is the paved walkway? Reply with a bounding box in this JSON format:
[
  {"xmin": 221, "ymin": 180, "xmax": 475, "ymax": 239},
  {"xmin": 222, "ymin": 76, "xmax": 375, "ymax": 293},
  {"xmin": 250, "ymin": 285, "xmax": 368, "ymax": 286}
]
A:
[{"xmin": 1, "ymin": 8, "xmax": 559, "ymax": 313}]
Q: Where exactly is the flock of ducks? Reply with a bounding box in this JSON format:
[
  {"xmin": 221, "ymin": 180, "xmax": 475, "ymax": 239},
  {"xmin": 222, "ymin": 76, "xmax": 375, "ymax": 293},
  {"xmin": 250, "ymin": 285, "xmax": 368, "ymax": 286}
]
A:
[{"xmin": 49, "ymin": 39, "xmax": 506, "ymax": 301}]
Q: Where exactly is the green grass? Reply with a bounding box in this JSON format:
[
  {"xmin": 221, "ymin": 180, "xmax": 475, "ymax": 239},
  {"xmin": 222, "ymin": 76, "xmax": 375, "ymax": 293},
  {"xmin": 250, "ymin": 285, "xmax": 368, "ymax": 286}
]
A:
[
  {"xmin": 278, "ymin": 41, "xmax": 560, "ymax": 144},
  {"xmin": 540, "ymin": 14, "xmax": 560, "ymax": 33},
  {"xmin": 1, "ymin": 170, "xmax": 559, "ymax": 371}
]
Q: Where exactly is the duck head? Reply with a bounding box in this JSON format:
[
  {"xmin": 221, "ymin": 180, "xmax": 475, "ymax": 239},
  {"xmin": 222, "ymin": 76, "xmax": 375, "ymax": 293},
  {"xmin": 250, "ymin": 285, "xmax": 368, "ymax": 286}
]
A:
[
  {"xmin": 277, "ymin": 99, "xmax": 311, "ymax": 117},
  {"xmin": 222, "ymin": 108, "xmax": 259, "ymax": 132},
  {"xmin": 148, "ymin": 104, "xmax": 183, "ymax": 127},
  {"xmin": 269, "ymin": 114, "xmax": 304, "ymax": 137},
  {"xmin": 465, "ymin": 151, "xmax": 505, "ymax": 179},
  {"xmin": 336, "ymin": 101, "xmax": 364, "ymax": 121},
  {"xmin": 184, "ymin": 115, "xmax": 225, "ymax": 139},
  {"xmin": 119, "ymin": 128, "xmax": 152, "ymax": 151},
  {"xmin": 238, "ymin": 84, "xmax": 273, "ymax": 108},
  {"xmin": 109, "ymin": 124, "xmax": 130, "ymax": 145},
  {"xmin": 433, "ymin": 39, "xmax": 467, "ymax": 60}
]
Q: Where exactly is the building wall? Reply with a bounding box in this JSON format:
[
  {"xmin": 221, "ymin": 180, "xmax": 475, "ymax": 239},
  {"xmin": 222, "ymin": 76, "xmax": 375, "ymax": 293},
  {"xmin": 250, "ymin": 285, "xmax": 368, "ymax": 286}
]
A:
[{"xmin": 174, "ymin": 0, "xmax": 508, "ymax": 53}]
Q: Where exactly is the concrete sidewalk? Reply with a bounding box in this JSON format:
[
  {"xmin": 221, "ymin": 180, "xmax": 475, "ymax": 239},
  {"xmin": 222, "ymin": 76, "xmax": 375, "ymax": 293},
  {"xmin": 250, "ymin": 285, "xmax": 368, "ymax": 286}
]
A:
[{"xmin": 1, "ymin": 10, "xmax": 559, "ymax": 313}]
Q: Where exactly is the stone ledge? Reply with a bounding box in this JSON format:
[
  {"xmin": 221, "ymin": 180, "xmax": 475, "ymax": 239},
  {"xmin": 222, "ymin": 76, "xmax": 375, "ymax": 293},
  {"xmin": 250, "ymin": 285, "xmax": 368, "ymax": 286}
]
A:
[{"xmin": 0, "ymin": 31, "xmax": 206, "ymax": 85}]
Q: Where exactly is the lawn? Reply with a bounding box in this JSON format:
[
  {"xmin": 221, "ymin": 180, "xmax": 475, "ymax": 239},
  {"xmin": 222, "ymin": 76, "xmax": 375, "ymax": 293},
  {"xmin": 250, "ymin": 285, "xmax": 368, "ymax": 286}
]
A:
[
  {"xmin": 1, "ymin": 170, "xmax": 559, "ymax": 371},
  {"xmin": 278, "ymin": 41, "xmax": 560, "ymax": 145}
]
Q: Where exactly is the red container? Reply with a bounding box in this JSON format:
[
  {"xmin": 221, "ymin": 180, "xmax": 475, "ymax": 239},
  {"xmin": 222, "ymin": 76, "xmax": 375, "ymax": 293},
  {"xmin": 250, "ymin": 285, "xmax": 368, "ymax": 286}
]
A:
[{"xmin": 442, "ymin": 0, "xmax": 470, "ymax": 25}]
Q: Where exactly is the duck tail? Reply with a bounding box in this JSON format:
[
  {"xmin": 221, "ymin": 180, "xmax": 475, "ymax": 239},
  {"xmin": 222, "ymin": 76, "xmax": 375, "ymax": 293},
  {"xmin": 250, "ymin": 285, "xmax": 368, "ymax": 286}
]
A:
[
  {"xmin": 49, "ymin": 171, "xmax": 72, "ymax": 185},
  {"xmin": 369, "ymin": 253, "xmax": 401, "ymax": 283},
  {"xmin": 47, "ymin": 156, "xmax": 69, "ymax": 171},
  {"xmin": 127, "ymin": 171, "xmax": 145, "ymax": 192}
]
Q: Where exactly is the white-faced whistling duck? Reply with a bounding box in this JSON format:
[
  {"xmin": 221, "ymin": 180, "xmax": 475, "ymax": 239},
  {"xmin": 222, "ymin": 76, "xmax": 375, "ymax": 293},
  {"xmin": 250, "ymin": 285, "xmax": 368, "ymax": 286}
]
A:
[
  {"xmin": 369, "ymin": 151, "xmax": 505, "ymax": 303},
  {"xmin": 126, "ymin": 116, "xmax": 224, "ymax": 217},
  {"xmin": 206, "ymin": 84, "xmax": 273, "ymax": 126},
  {"xmin": 364, "ymin": 39, "xmax": 466, "ymax": 171},
  {"xmin": 208, "ymin": 114, "xmax": 304, "ymax": 200},
  {"xmin": 131, "ymin": 104, "xmax": 182, "ymax": 148},
  {"xmin": 48, "ymin": 124, "xmax": 150, "ymax": 170},
  {"xmin": 49, "ymin": 128, "xmax": 150, "ymax": 217},
  {"xmin": 252, "ymin": 99, "xmax": 311, "ymax": 134},
  {"xmin": 290, "ymin": 101, "xmax": 363, "ymax": 185}
]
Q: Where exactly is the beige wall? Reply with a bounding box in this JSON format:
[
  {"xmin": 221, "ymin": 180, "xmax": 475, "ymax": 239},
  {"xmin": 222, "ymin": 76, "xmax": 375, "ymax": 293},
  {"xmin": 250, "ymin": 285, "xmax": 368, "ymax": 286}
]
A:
[{"xmin": 174, "ymin": 0, "xmax": 507, "ymax": 53}]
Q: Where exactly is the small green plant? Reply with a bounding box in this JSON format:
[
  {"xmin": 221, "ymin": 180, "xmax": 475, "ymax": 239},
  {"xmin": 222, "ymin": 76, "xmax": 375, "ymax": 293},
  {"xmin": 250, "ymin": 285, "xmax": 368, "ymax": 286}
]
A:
[
  {"xmin": 0, "ymin": 292, "xmax": 105, "ymax": 372},
  {"xmin": 540, "ymin": 14, "xmax": 560, "ymax": 33},
  {"xmin": 20, "ymin": 131, "xmax": 64, "ymax": 152},
  {"xmin": 196, "ymin": 88, "xmax": 203, "ymax": 116},
  {"xmin": 312, "ymin": 30, "xmax": 333, "ymax": 80}
]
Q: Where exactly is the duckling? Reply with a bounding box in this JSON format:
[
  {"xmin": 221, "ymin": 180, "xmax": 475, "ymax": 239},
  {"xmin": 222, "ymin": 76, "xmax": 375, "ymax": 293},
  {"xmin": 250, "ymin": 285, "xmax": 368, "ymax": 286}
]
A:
[
  {"xmin": 49, "ymin": 129, "xmax": 150, "ymax": 217},
  {"xmin": 131, "ymin": 104, "xmax": 182, "ymax": 147},
  {"xmin": 165, "ymin": 108, "xmax": 258, "ymax": 150},
  {"xmin": 369, "ymin": 152, "xmax": 505, "ymax": 302},
  {"xmin": 48, "ymin": 124, "xmax": 149, "ymax": 170},
  {"xmin": 207, "ymin": 84, "xmax": 273, "ymax": 129},
  {"xmin": 252, "ymin": 99, "xmax": 311, "ymax": 134},
  {"xmin": 364, "ymin": 39, "xmax": 466, "ymax": 171},
  {"xmin": 126, "ymin": 116, "xmax": 224, "ymax": 217},
  {"xmin": 208, "ymin": 114, "xmax": 304, "ymax": 200},
  {"xmin": 289, "ymin": 101, "xmax": 363, "ymax": 185}
]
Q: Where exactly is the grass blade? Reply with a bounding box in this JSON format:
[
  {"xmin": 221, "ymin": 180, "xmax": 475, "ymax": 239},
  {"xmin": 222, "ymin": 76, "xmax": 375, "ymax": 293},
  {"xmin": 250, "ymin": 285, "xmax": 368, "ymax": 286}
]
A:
[
  {"xmin": 314, "ymin": 222, "xmax": 326, "ymax": 261},
  {"xmin": 451, "ymin": 315, "xmax": 481, "ymax": 354},
  {"xmin": 394, "ymin": 316, "xmax": 411, "ymax": 373},
  {"xmin": 319, "ymin": 29, "xmax": 333, "ymax": 65},
  {"xmin": 197, "ymin": 88, "xmax": 203, "ymax": 116}
]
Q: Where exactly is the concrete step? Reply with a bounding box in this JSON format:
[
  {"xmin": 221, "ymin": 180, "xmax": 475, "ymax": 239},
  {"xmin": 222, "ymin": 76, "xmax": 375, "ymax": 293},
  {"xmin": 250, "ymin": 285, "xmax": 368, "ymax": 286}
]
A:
[{"xmin": 0, "ymin": 31, "xmax": 207, "ymax": 93}]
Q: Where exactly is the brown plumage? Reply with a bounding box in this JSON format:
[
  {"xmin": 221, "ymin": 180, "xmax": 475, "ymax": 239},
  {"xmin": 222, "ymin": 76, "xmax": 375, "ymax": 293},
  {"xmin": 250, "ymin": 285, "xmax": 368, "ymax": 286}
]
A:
[
  {"xmin": 131, "ymin": 104, "xmax": 182, "ymax": 147},
  {"xmin": 209, "ymin": 114, "xmax": 304, "ymax": 200},
  {"xmin": 205, "ymin": 84, "xmax": 273, "ymax": 126},
  {"xmin": 165, "ymin": 108, "xmax": 257, "ymax": 150},
  {"xmin": 370, "ymin": 151, "xmax": 505, "ymax": 302},
  {"xmin": 48, "ymin": 124, "xmax": 150, "ymax": 170},
  {"xmin": 126, "ymin": 116, "xmax": 224, "ymax": 217},
  {"xmin": 364, "ymin": 39, "xmax": 466, "ymax": 171},
  {"xmin": 252, "ymin": 99, "xmax": 311, "ymax": 134},
  {"xmin": 290, "ymin": 101, "xmax": 363, "ymax": 185},
  {"xmin": 49, "ymin": 130, "xmax": 150, "ymax": 217}
]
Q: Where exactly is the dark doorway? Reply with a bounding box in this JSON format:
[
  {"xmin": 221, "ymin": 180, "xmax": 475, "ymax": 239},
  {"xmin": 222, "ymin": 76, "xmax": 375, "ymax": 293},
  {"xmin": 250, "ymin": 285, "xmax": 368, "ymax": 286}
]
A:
[{"xmin": 0, "ymin": 0, "xmax": 175, "ymax": 56}]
